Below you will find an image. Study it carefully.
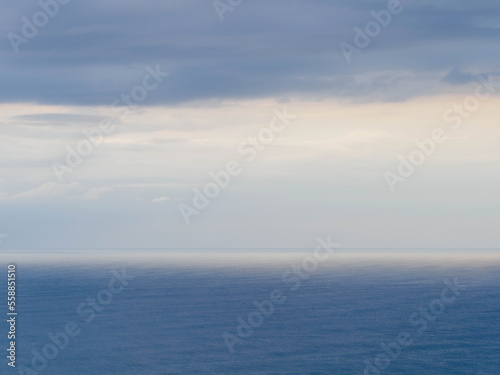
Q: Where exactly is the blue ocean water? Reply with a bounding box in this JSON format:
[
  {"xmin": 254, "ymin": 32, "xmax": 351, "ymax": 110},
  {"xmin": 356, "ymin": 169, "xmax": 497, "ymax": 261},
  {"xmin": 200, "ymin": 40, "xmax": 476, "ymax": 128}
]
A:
[{"xmin": 2, "ymin": 252, "xmax": 500, "ymax": 375}]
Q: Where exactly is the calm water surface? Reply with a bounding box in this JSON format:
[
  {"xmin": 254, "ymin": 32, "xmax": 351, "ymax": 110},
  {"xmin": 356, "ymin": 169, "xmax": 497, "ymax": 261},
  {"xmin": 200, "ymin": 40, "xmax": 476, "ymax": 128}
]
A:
[{"xmin": 1, "ymin": 251, "xmax": 499, "ymax": 374}]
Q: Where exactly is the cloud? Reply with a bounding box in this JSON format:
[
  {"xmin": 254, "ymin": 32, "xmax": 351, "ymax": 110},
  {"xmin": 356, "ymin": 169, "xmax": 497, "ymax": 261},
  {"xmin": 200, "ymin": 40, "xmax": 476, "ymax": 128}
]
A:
[
  {"xmin": 5, "ymin": 182, "xmax": 112, "ymax": 201},
  {"xmin": 442, "ymin": 68, "xmax": 477, "ymax": 85},
  {"xmin": 81, "ymin": 187, "xmax": 114, "ymax": 200},
  {"xmin": 6, "ymin": 182, "xmax": 85, "ymax": 200},
  {"xmin": 151, "ymin": 197, "xmax": 170, "ymax": 203},
  {"xmin": 11, "ymin": 113, "xmax": 105, "ymax": 125},
  {"xmin": 1, "ymin": 0, "xmax": 500, "ymax": 105}
]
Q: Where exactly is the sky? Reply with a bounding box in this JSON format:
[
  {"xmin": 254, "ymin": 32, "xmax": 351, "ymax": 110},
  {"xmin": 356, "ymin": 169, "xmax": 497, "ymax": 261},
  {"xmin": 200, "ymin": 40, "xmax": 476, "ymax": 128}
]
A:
[{"xmin": 0, "ymin": 0, "xmax": 499, "ymax": 250}]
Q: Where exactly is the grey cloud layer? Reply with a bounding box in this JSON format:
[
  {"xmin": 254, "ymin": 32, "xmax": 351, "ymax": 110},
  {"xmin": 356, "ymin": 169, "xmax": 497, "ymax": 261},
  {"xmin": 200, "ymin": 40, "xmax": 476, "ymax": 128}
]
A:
[{"xmin": 2, "ymin": 0, "xmax": 500, "ymax": 105}]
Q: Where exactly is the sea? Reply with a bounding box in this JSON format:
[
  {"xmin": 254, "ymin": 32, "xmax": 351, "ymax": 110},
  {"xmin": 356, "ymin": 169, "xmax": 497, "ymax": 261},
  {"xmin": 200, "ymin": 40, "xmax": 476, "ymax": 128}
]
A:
[{"xmin": 1, "ymin": 249, "xmax": 499, "ymax": 374}]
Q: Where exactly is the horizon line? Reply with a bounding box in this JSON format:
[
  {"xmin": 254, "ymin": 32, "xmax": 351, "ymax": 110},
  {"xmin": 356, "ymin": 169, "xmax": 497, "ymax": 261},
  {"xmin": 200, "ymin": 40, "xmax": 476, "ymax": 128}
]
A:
[{"xmin": 2, "ymin": 247, "xmax": 499, "ymax": 251}]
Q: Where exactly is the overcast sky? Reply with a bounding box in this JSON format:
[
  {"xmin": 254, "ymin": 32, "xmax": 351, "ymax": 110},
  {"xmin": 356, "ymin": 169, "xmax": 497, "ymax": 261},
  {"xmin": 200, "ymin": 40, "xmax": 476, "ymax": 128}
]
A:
[{"xmin": 1, "ymin": 0, "xmax": 499, "ymax": 250}]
